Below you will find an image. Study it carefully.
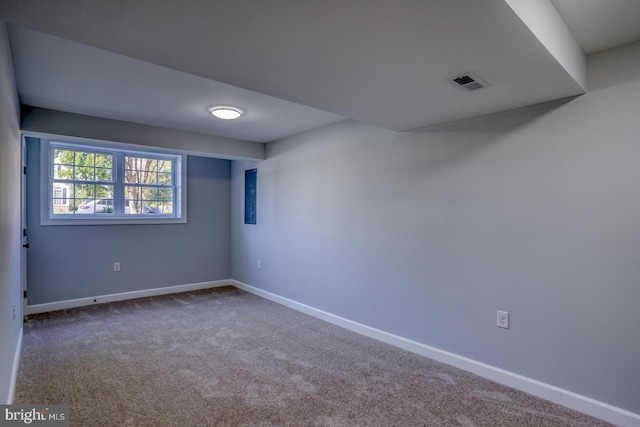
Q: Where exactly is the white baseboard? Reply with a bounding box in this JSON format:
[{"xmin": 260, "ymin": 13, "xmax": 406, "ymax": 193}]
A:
[
  {"xmin": 7, "ymin": 327, "xmax": 23, "ymax": 404},
  {"xmin": 231, "ymin": 280, "xmax": 640, "ymax": 427},
  {"xmin": 24, "ymin": 280, "xmax": 232, "ymax": 315}
]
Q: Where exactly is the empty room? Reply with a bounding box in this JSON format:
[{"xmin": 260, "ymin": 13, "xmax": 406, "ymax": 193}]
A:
[{"xmin": 1, "ymin": 1, "xmax": 639, "ymax": 426}]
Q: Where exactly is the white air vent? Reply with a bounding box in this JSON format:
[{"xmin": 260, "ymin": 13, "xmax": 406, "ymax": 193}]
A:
[{"xmin": 451, "ymin": 72, "xmax": 489, "ymax": 92}]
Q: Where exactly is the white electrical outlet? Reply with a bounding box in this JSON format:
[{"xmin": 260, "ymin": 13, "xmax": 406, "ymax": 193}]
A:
[
  {"xmin": 497, "ymin": 310, "xmax": 510, "ymax": 329},
  {"xmin": 114, "ymin": 262, "xmax": 121, "ymax": 272},
  {"xmin": 257, "ymin": 259, "xmax": 261, "ymax": 269}
]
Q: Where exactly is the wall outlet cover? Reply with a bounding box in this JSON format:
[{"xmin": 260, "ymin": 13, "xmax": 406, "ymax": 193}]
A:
[{"xmin": 497, "ymin": 310, "xmax": 510, "ymax": 329}]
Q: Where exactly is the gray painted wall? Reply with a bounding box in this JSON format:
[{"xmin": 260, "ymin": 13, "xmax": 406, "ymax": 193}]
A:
[
  {"xmin": 22, "ymin": 108, "xmax": 264, "ymax": 161},
  {"xmin": 0, "ymin": 21, "xmax": 22, "ymax": 403},
  {"xmin": 231, "ymin": 40, "xmax": 640, "ymax": 414},
  {"xmin": 26, "ymin": 138, "xmax": 231, "ymax": 304}
]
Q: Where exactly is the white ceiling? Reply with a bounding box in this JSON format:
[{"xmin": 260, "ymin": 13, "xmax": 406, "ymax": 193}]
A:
[
  {"xmin": 2, "ymin": 1, "xmax": 640, "ymax": 143},
  {"xmin": 8, "ymin": 25, "xmax": 344, "ymax": 143},
  {"xmin": 551, "ymin": 0, "xmax": 640, "ymax": 54}
]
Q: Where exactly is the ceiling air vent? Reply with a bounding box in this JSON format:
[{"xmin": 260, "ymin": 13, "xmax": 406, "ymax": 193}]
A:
[{"xmin": 451, "ymin": 72, "xmax": 489, "ymax": 92}]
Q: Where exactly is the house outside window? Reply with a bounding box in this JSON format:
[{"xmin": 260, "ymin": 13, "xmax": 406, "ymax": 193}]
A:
[{"xmin": 52, "ymin": 185, "xmax": 68, "ymax": 212}]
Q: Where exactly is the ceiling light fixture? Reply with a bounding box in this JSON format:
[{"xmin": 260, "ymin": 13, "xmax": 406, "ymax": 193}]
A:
[{"xmin": 208, "ymin": 106, "xmax": 245, "ymax": 120}]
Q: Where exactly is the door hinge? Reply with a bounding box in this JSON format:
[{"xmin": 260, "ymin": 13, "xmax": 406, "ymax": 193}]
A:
[
  {"xmin": 24, "ymin": 290, "xmax": 27, "ymax": 299},
  {"xmin": 23, "ymin": 166, "xmax": 26, "ymax": 175}
]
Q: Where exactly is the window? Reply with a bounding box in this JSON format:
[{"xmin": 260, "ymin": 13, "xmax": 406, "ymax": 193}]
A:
[{"xmin": 42, "ymin": 140, "xmax": 186, "ymax": 225}]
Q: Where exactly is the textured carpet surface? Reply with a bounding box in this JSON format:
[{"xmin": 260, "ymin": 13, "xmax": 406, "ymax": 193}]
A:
[{"xmin": 16, "ymin": 286, "xmax": 612, "ymax": 426}]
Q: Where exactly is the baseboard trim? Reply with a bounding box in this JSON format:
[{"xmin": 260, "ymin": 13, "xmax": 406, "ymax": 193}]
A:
[
  {"xmin": 25, "ymin": 280, "xmax": 232, "ymax": 315},
  {"xmin": 7, "ymin": 327, "xmax": 23, "ymax": 404},
  {"xmin": 231, "ymin": 280, "xmax": 640, "ymax": 427}
]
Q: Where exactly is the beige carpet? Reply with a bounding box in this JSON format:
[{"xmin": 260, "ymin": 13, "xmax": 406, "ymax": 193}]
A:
[{"xmin": 15, "ymin": 286, "xmax": 612, "ymax": 426}]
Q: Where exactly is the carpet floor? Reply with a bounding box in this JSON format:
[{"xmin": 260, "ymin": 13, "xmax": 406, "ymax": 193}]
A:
[{"xmin": 15, "ymin": 286, "xmax": 612, "ymax": 426}]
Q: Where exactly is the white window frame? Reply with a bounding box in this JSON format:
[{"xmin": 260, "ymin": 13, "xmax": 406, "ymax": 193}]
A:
[{"xmin": 41, "ymin": 139, "xmax": 187, "ymax": 226}]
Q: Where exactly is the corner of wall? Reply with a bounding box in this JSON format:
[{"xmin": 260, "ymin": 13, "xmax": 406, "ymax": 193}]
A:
[{"xmin": 505, "ymin": 0, "xmax": 587, "ymax": 90}]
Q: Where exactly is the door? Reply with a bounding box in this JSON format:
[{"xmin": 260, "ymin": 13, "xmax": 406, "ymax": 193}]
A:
[{"xmin": 20, "ymin": 135, "xmax": 28, "ymax": 312}]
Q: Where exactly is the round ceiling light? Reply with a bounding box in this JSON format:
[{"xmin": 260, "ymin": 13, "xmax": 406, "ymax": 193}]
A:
[{"xmin": 208, "ymin": 106, "xmax": 245, "ymax": 120}]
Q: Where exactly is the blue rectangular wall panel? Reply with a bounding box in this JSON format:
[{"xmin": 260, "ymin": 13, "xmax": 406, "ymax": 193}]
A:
[{"xmin": 244, "ymin": 168, "xmax": 257, "ymax": 224}]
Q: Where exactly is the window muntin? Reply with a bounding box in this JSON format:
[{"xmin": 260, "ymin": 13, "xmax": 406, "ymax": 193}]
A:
[{"xmin": 44, "ymin": 140, "xmax": 184, "ymax": 224}]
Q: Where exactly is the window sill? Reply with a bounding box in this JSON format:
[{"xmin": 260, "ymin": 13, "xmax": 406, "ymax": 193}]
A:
[{"xmin": 41, "ymin": 216, "xmax": 187, "ymax": 226}]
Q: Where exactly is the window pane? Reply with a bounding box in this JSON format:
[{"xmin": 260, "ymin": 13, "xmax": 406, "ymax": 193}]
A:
[
  {"xmin": 95, "ymin": 153, "xmax": 112, "ymax": 169},
  {"xmin": 53, "ymin": 149, "xmax": 75, "ymax": 180},
  {"xmin": 53, "ymin": 164, "xmax": 72, "ymax": 180},
  {"xmin": 96, "ymin": 184, "xmax": 113, "ymax": 198},
  {"xmin": 157, "ymin": 189, "xmax": 174, "ymax": 214},
  {"xmin": 125, "ymin": 186, "xmax": 141, "ymax": 214},
  {"xmin": 156, "ymin": 203, "xmax": 173, "ymax": 214},
  {"xmin": 75, "ymin": 166, "xmax": 94, "ymax": 181},
  {"xmin": 73, "ymin": 183, "xmax": 95, "ymax": 201},
  {"xmin": 158, "ymin": 172, "xmax": 172, "ymax": 185},
  {"xmin": 142, "ymin": 158, "xmax": 158, "ymax": 173},
  {"xmin": 145, "ymin": 172, "xmax": 158, "ymax": 185},
  {"xmin": 95, "ymin": 199, "xmax": 114, "ymax": 215},
  {"xmin": 54, "ymin": 149, "xmax": 74, "ymax": 165},
  {"xmin": 75, "ymin": 151, "xmax": 94, "ymax": 166},
  {"xmin": 51, "ymin": 183, "xmax": 72, "ymax": 214},
  {"xmin": 96, "ymin": 167, "xmax": 113, "ymax": 182},
  {"xmin": 126, "ymin": 200, "xmax": 144, "ymax": 215},
  {"xmin": 53, "ymin": 150, "xmax": 73, "ymax": 174},
  {"xmin": 158, "ymin": 188, "xmax": 173, "ymax": 201},
  {"xmin": 140, "ymin": 187, "xmax": 155, "ymax": 201},
  {"xmin": 125, "ymin": 186, "xmax": 141, "ymax": 201},
  {"xmin": 125, "ymin": 169, "xmax": 140, "ymax": 184}
]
